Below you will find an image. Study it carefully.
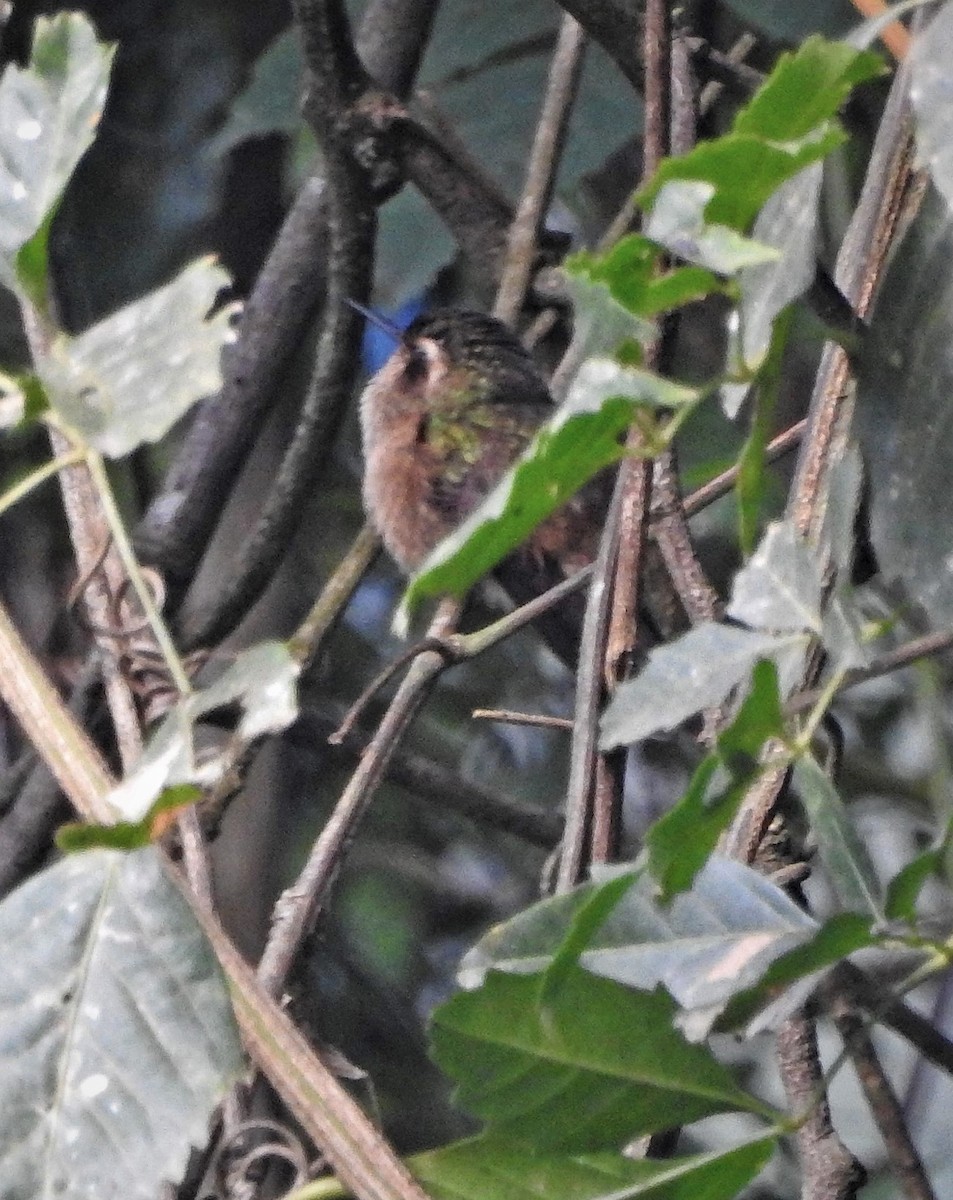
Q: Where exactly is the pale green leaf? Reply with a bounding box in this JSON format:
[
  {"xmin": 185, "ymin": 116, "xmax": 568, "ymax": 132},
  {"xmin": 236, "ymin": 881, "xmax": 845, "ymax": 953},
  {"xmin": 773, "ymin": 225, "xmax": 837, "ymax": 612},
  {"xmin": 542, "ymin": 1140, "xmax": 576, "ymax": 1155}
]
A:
[
  {"xmin": 0, "ymin": 848, "xmax": 243, "ymax": 1200},
  {"xmin": 0, "ymin": 13, "xmax": 114, "ymax": 288},
  {"xmin": 41, "ymin": 258, "xmax": 239, "ymax": 456}
]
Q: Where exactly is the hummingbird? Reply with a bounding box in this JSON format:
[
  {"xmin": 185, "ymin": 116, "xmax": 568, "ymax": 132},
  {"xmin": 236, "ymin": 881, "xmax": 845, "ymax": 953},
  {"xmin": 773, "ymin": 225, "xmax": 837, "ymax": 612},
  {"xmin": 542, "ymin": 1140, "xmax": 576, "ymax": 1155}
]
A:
[{"xmin": 358, "ymin": 307, "xmax": 611, "ymax": 661}]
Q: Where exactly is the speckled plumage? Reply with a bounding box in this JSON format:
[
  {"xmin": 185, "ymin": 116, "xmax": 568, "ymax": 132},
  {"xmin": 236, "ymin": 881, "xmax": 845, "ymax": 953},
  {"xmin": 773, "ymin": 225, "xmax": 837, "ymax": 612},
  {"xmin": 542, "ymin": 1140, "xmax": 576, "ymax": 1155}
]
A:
[
  {"xmin": 360, "ymin": 309, "xmax": 556, "ymax": 570},
  {"xmin": 359, "ymin": 308, "xmax": 611, "ymax": 660}
]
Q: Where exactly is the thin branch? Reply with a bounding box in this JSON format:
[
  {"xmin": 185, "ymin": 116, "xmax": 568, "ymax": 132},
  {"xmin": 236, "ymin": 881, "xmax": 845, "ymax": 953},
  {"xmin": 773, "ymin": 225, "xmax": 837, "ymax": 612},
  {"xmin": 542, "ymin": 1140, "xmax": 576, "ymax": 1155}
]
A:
[
  {"xmin": 288, "ymin": 523, "xmax": 382, "ymax": 672},
  {"xmin": 0, "ymin": 597, "xmax": 115, "ymax": 826},
  {"xmin": 789, "ymin": 50, "xmax": 917, "ymax": 541},
  {"xmin": 190, "ymin": 896, "xmax": 433, "ymax": 1200},
  {"xmin": 257, "ymin": 599, "xmax": 461, "ymax": 996},
  {"xmin": 829, "ymin": 991, "xmax": 936, "ymax": 1200},
  {"xmin": 297, "ymin": 709, "xmax": 565, "ymax": 847},
  {"xmin": 788, "ymin": 629, "xmax": 953, "ymax": 716},
  {"xmin": 586, "ymin": 0, "xmax": 672, "ymax": 870},
  {"xmin": 837, "ymin": 962, "xmax": 953, "ymax": 1080},
  {"xmin": 681, "ymin": 418, "xmax": 805, "ymax": 518},
  {"xmin": 494, "ymin": 15, "xmax": 587, "ymax": 324},
  {"xmin": 178, "ymin": 804, "xmax": 214, "ymax": 913},
  {"xmin": 332, "ymin": 563, "xmax": 595, "ymax": 741},
  {"xmin": 472, "ymin": 708, "xmax": 574, "ymax": 732},
  {"xmin": 777, "ymin": 1013, "xmax": 867, "ymax": 1200},
  {"xmin": 558, "ymin": 494, "xmax": 620, "ymax": 891},
  {"xmin": 0, "ymin": 658, "xmax": 101, "ymax": 896},
  {"xmin": 645, "ymin": 32, "xmax": 720, "ymax": 665},
  {"xmin": 21, "ymin": 309, "xmax": 145, "ymax": 772},
  {"xmin": 188, "ymin": 524, "xmax": 383, "ymax": 837}
]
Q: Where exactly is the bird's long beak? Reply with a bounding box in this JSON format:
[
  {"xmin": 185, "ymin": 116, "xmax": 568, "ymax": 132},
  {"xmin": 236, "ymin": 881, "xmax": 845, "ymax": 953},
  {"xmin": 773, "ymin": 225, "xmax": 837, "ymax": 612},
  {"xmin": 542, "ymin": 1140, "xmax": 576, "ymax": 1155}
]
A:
[{"xmin": 345, "ymin": 298, "xmax": 405, "ymax": 347}]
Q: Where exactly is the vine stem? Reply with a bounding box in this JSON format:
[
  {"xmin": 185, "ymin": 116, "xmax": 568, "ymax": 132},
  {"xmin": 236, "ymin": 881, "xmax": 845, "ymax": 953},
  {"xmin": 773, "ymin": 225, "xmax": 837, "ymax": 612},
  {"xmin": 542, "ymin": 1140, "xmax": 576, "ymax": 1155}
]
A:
[
  {"xmin": 0, "ymin": 448, "xmax": 85, "ymax": 519},
  {"xmin": 83, "ymin": 447, "xmax": 193, "ymax": 697}
]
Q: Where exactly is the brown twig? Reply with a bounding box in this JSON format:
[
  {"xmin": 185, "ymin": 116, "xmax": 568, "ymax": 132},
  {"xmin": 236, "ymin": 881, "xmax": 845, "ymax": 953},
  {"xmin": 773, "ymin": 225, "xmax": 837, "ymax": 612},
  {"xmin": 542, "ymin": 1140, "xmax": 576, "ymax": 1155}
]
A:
[
  {"xmin": 788, "ymin": 629, "xmax": 953, "ymax": 716},
  {"xmin": 586, "ymin": 0, "xmax": 676, "ymax": 871},
  {"xmin": 829, "ymin": 990, "xmax": 936, "ymax": 1200},
  {"xmin": 298, "ymin": 709, "xmax": 565, "ymax": 847},
  {"xmin": 558, "ymin": 493, "xmax": 621, "ymax": 891},
  {"xmin": 778, "ymin": 1014, "xmax": 867, "ymax": 1200},
  {"xmin": 178, "ymin": 804, "xmax": 214, "ymax": 912},
  {"xmin": 288, "ymin": 523, "xmax": 382, "ymax": 673},
  {"xmin": 494, "ymin": 15, "xmax": 587, "ymax": 324},
  {"xmin": 189, "ymin": 525, "xmax": 383, "ymax": 839},
  {"xmin": 681, "ymin": 419, "xmax": 806, "ymax": 518},
  {"xmin": 22, "ymin": 313, "xmax": 147, "ymax": 772},
  {"xmin": 471, "ymin": 708, "xmax": 574, "ymax": 732},
  {"xmin": 257, "ymin": 599, "xmax": 461, "ymax": 996},
  {"xmin": 331, "ymin": 562, "xmax": 595, "ymax": 743}
]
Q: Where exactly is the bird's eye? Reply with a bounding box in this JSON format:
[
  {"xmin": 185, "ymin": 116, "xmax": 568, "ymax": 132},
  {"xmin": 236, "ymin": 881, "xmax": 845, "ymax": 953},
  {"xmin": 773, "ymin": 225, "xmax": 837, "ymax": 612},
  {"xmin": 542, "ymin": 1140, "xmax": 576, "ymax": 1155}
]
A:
[{"xmin": 403, "ymin": 345, "xmax": 428, "ymax": 383}]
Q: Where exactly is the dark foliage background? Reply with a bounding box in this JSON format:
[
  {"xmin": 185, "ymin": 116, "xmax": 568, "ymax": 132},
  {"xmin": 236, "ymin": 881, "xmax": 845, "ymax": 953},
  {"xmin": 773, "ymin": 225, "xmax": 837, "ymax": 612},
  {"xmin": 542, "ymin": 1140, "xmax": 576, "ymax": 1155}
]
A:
[{"xmin": 7, "ymin": 3, "xmax": 953, "ymax": 1194}]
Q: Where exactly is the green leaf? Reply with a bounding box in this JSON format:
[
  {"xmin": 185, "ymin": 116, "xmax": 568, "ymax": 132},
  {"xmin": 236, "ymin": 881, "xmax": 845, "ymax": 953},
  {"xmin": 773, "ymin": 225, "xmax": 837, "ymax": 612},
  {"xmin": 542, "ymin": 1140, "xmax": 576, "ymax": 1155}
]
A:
[
  {"xmin": 637, "ymin": 38, "xmax": 882, "ymax": 256},
  {"xmin": 432, "ymin": 967, "xmax": 771, "ymax": 1152},
  {"xmin": 727, "ymin": 520, "xmax": 824, "ymax": 634},
  {"xmin": 56, "ymin": 785, "xmax": 202, "ymax": 852},
  {"xmin": 640, "ymin": 130, "xmax": 845, "ymax": 234},
  {"xmin": 647, "ymin": 661, "xmax": 785, "ymax": 899},
  {"xmin": 399, "ymin": 373, "xmax": 697, "ymax": 622},
  {"xmin": 107, "ymin": 642, "xmax": 299, "ymax": 822},
  {"xmin": 732, "ymin": 36, "xmax": 883, "ymax": 142},
  {"xmin": 600, "ymin": 623, "xmax": 804, "ymax": 749},
  {"xmin": 411, "ymin": 1133, "xmax": 777, "ymax": 1200},
  {"xmin": 561, "ymin": 267, "xmax": 657, "ymax": 353},
  {"xmin": 0, "ymin": 13, "xmax": 114, "ymax": 289},
  {"xmin": 722, "ymin": 164, "xmax": 824, "ymax": 415},
  {"xmin": 735, "ymin": 318, "xmax": 785, "ymax": 553},
  {"xmin": 566, "ymin": 235, "xmax": 720, "ymax": 319},
  {"xmin": 724, "ymin": 912, "xmax": 876, "ymax": 1034},
  {"xmin": 40, "ymin": 257, "xmax": 239, "ymax": 457},
  {"xmin": 720, "ymin": 659, "xmax": 785, "ymax": 766},
  {"xmin": 543, "ymin": 869, "xmax": 639, "ymax": 992},
  {"xmin": 645, "ymin": 180, "xmax": 781, "ymax": 274},
  {"xmin": 885, "ymin": 849, "xmax": 943, "ymax": 923},
  {"xmin": 792, "ymin": 755, "xmax": 885, "ymax": 919},
  {"xmin": 0, "ymin": 848, "xmax": 243, "ymax": 1199},
  {"xmin": 14, "ymin": 204, "xmax": 56, "ymax": 313},
  {"xmin": 462, "ymin": 856, "xmax": 825, "ymax": 1041}
]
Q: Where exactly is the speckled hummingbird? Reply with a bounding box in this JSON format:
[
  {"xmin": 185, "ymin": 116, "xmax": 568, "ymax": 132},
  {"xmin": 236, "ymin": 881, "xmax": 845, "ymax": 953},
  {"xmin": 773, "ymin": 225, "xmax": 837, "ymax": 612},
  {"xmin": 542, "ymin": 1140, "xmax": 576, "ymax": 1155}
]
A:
[{"xmin": 357, "ymin": 306, "xmax": 611, "ymax": 661}]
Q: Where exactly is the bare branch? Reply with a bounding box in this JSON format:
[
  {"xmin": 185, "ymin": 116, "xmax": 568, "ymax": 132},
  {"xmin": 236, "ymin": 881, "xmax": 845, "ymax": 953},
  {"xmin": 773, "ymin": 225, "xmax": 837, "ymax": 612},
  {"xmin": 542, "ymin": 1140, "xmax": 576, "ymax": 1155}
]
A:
[
  {"xmin": 257, "ymin": 599, "xmax": 461, "ymax": 996},
  {"xmin": 830, "ymin": 990, "xmax": 937, "ymax": 1200},
  {"xmin": 494, "ymin": 16, "xmax": 587, "ymax": 324},
  {"xmin": 778, "ymin": 1014, "xmax": 867, "ymax": 1200}
]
